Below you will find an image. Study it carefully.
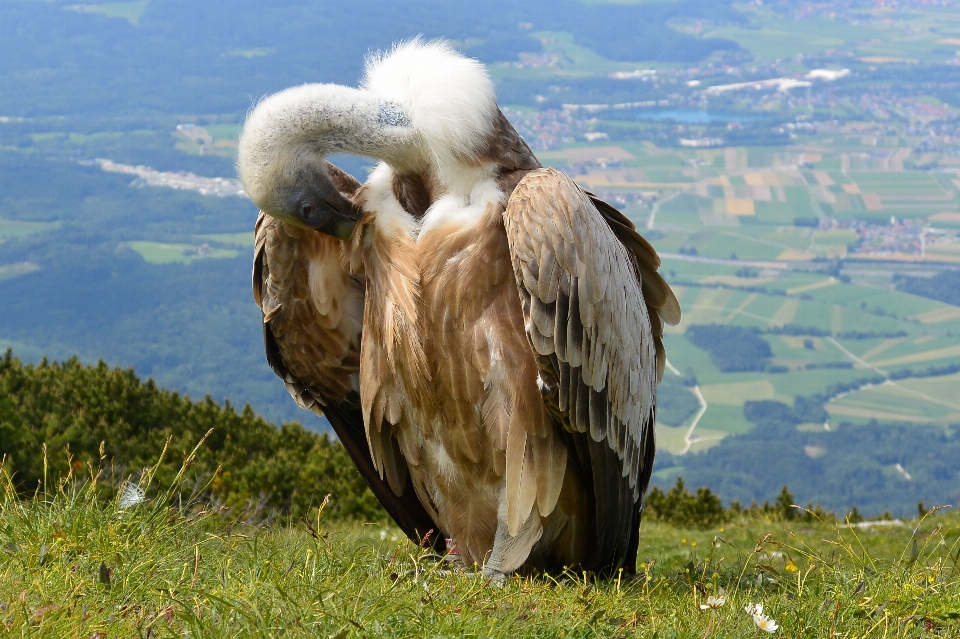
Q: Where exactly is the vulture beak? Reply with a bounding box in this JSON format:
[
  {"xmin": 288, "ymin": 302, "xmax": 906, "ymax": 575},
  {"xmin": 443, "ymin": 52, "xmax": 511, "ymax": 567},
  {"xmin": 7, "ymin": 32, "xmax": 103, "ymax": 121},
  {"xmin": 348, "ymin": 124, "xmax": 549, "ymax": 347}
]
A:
[{"xmin": 295, "ymin": 182, "xmax": 362, "ymax": 241}]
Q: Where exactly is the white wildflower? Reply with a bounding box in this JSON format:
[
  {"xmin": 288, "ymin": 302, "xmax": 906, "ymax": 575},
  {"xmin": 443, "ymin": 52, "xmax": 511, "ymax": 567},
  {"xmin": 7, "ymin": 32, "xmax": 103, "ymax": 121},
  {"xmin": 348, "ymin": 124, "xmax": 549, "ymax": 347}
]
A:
[
  {"xmin": 744, "ymin": 602, "xmax": 763, "ymax": 616},
  {"xmin": 754, "ymin": 614, "xmax": 779, "ymax": 633},
  {"xmin": 119, "ymin": 483, "xmax": 145, "ymax": 509}
]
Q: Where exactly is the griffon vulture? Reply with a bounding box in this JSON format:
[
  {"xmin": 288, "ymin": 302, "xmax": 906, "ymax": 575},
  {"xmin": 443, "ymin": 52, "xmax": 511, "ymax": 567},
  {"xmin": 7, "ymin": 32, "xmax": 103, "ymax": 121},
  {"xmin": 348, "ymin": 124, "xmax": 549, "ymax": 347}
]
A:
[{"xmin": 238, "ymin": 40, "xmax": 680, "ymax": 578}]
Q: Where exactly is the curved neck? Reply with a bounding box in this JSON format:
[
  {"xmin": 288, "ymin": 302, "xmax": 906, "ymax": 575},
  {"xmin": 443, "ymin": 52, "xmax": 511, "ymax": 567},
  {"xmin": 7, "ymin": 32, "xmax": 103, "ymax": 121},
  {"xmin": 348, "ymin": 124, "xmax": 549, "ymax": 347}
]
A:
[{"xmin": 241, "ymin": 84, "xmax": 426, "ymax": 177}]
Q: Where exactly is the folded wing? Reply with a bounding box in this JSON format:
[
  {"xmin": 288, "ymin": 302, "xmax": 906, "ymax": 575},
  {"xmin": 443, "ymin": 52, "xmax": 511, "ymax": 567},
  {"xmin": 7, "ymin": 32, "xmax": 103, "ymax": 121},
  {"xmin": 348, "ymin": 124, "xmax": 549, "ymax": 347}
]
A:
[{"xmin": 502, "ymin": 168, "xmax": 680, "ymax": 570}]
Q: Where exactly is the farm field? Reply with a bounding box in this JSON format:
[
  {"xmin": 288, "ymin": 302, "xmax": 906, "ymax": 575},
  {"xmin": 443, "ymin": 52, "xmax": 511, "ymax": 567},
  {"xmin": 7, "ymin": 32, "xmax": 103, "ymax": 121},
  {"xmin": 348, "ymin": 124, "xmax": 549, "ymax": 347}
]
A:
[
  {"xmin": 126, "ymin": 241, "xmax": 240, "ymax": 265},
  {"xmin": 653, "ymin": 264, "xmax": 960, "ymax": 453},
  {"xmin": 828, "ymin": 372, "xmax": 960, "ymax": 427},
  {"xmin": 560, "ymin": 143, "xmax": 960, "ymax": 241},
  {"xmin": 548, "ymin": 137, "xmax": 960, "ymax": 456},
  {"xmin": 702, "ymin": 6, "xmax": 960, "ymax": 65},
  {"xmin": 0, "ymin": 218, "xmax": 58, "ymax": 242},
  {"xmin": 193, "ymin": 232, "xmax": 256, "ymax": 248}
]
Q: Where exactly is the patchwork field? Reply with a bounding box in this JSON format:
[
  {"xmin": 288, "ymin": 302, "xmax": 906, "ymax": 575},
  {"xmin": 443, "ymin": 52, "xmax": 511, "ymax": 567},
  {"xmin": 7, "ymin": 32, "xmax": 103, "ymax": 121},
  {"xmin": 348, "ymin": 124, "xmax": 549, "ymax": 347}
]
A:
[
  {"xmin": 656, "ymin": 288, "xmax": 960, "ymax": 451},
  {"xmin": 827, "ymin": 376, "xmax": 960, "ymax": 426},
  {"xmin": 701, "ymin": 4, "xmax": 960, "ymax": 64},
  {"xmin": 554, "ymin": 142, "xmax": 960, "ymax": 267},
  {"xmin": 635, "ymin": 149, "xmax": 960, "ymax": 454}
]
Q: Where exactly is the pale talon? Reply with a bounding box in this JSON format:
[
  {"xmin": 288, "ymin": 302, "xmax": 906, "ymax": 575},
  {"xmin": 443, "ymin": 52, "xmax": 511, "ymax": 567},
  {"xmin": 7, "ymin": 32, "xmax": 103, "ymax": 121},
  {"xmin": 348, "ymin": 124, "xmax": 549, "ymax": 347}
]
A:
[{"xmin": 483, "ymin": 568, "xmax": 507, "ymax": 587}]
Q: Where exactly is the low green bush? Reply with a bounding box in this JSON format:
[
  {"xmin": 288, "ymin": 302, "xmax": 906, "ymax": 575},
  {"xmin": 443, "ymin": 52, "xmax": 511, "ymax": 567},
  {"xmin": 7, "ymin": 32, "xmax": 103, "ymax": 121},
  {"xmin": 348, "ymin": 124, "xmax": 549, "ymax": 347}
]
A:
[{"xmin": 0, "ymin": 349, "xmax": 385, "ymax": 522}]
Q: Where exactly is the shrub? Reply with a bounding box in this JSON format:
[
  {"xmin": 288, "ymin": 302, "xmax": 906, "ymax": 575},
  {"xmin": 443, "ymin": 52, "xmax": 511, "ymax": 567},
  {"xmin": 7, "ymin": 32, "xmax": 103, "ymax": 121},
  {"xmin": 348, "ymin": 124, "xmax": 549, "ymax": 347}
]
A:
[
  {"xmin": 645, "ymin": 477, "xmax": 727, "ymax": 528},
  {"xmin": 645, "ymin": 478, "xmax": 836, "ymax": 527},
  {"xmin": 0, "ymin": 349, "xmax": 386, "ymax": 522}
]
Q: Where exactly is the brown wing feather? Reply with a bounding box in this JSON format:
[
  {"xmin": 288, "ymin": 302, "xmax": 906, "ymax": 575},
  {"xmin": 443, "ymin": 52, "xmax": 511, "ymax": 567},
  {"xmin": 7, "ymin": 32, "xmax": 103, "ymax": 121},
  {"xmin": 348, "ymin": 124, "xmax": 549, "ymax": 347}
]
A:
[
  {"xmin": 587, "ymin": 193, "xmax": 681, "ymax": 382},
  {"xmin": 253, "ymin": 161, "xmax": 441, "ymax": 548},
  {"xmin": 503, "ymin": 167, "xmax": 678, "ymax": 571}
]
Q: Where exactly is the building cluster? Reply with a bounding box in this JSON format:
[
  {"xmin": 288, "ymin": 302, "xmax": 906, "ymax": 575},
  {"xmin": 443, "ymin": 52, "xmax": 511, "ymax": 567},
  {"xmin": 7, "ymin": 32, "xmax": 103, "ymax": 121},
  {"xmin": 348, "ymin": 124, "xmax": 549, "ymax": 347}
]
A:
[
  {"xmin": 92, "ymin": 159, "xmax": 246, "ymax": 198},
  {"xmin": 511, "ymin": 54, "xmax": 562, "ymax": 70},
  {"xmin": 823, "ymin": 217, "xmax": 960, "ymax": 258},
  {"xmin": 502, "ymin": 107, "xmax": 591, "ymax": 150},
  {"xmin": 519, "ymin": 50, "xmax": 959, "ymax": 154},
  {"xmin": 762, "ymin": 0, "xmax": 954, "ymax": 21}
]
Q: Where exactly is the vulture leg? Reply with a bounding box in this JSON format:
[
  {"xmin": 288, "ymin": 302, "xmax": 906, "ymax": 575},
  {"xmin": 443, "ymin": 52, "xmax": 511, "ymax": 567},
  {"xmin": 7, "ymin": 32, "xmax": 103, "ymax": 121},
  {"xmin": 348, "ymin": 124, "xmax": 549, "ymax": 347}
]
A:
[{"xmin": 483, "ymin": 500, "xmax": 543, "ymax": 580}]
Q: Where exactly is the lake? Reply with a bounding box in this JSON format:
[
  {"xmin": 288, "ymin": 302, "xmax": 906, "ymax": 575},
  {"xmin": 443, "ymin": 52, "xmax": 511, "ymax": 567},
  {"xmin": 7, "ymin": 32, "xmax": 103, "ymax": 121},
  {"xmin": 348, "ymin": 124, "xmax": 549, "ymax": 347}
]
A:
[{"xmin": 632, "ymin": 110, "xmax": 760, "ymax": 123}]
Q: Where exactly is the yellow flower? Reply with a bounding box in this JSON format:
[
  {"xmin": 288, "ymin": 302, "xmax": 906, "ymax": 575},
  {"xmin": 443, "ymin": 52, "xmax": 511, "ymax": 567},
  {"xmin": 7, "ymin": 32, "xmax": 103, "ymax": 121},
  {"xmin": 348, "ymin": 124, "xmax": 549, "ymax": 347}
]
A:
[
  {"xmin": 691, "ymin": 541, "xmax": 697, "ymax": 547},
  {"xmin": 785, "ymin": 560, "xmax": 798, "ymax": 572}
]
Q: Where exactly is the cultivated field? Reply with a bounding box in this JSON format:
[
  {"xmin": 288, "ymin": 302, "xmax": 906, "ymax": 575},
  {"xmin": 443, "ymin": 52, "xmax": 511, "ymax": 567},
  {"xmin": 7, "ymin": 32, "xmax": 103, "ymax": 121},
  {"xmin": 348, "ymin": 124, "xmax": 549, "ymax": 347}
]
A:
[
  {"xmin": 0, "ymin": 218, "xmax": 58, "ymax": 242},
  {"xmin": 126, "ymin": 241, "xmax": 240, "ymax": 265},
  {"xmin": 538, "ymin": 137, "xmax": 960, "ymax": 456}
]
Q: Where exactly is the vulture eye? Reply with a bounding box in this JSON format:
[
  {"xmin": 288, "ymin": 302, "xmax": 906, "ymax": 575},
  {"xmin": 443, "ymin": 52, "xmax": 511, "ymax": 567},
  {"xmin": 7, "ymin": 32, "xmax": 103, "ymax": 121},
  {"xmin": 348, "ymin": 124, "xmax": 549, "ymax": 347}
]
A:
[{"xmin": 298, "ymin": 202, "xmax": 314, "ymax": 218}]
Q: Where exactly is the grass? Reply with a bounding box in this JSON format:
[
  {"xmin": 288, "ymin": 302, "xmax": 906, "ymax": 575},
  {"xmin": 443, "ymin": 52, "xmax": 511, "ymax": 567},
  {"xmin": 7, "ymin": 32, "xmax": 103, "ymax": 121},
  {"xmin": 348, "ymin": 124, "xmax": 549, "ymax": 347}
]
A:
[{"xmin": 2, "ymin": 452, "xmax": 959, "ymax": 638}]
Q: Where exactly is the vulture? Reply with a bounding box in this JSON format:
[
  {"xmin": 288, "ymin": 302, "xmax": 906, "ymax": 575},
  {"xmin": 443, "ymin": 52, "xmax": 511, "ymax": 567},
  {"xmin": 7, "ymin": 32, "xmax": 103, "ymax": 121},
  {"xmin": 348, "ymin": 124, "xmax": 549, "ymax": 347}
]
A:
[{"xmin": 238, "ymin": 40, "xmax": 680, "ymax": 578}]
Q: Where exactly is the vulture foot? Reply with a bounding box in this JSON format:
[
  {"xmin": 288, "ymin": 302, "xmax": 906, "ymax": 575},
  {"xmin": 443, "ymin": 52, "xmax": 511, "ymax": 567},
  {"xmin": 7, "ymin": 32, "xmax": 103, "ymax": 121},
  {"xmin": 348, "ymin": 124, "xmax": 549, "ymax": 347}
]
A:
[{"xmin": 482, "ymin": 567, "xmax": 507, "ymax": 587}]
